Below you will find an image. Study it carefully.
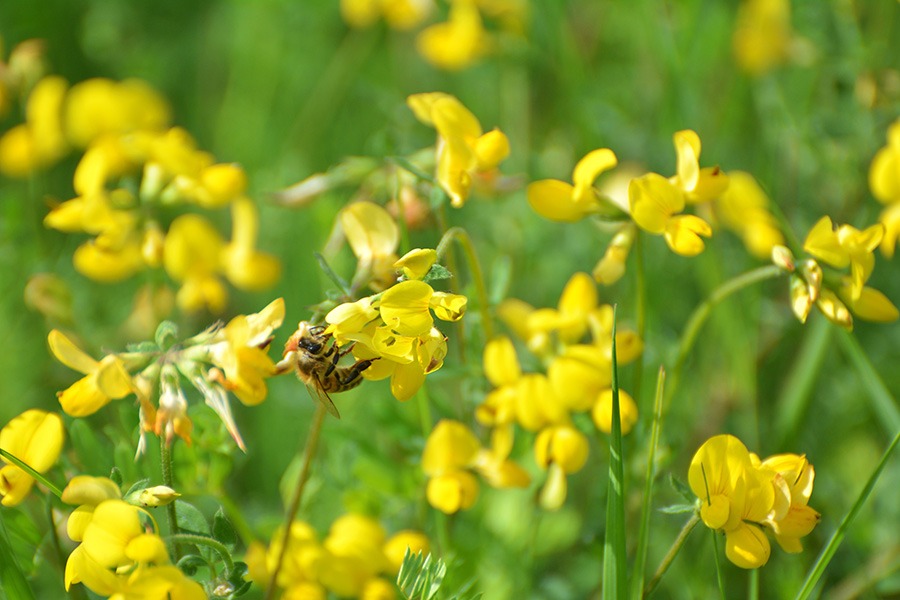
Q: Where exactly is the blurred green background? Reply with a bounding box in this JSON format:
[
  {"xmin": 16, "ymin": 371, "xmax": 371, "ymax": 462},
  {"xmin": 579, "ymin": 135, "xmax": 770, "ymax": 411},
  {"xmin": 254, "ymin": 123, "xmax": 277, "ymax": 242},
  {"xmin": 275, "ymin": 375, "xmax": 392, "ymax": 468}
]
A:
[{"xmin": 2, "ymin": 0, "xmax": 900, "ymax": 598}]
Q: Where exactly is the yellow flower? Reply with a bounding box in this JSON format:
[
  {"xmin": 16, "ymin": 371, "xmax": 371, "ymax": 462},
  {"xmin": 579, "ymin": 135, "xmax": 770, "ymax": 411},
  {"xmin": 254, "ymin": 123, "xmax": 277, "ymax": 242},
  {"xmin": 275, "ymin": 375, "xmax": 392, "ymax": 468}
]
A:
[
  {"xmin": 342, "ymin": 201, "xmax": 400, "ymax": 290},
  {"xmin": 48, "ymin": 329, "xmax": 135, "ymax": 416},
  {"xmin": 870, "ymin": 119, "xmax": 900, "ymax": 205},
  {"xmin": 591, "ymin": 389, "xmax": 639, "ymax": 435},
  {"xmin": 0, "ymin": 75, "xmax": 68, "ymax": 177},
  {"xmin": 715, "ymin": 171, "xmax": 785, "ymax": 259},
  {"xmin": 422, "ymin": 420, "xmax": 481, "ymax": 475},
  {"xmin": 416, "ymin": 0, "xmax": 488, "ymax": 71},
  {"xmin": 838, "ymin": 279, "xmax": 900, "ymax": 323},
  {"xmin": 534, "ymin": 425, "xmax": 589, "ymax": 510},
  {"xmin": 688, "ymin": 435, "xmax": 776, "ymax": 569},
  {"xmin": 803, "ymin": 216, "xmax": 883, "ymax": 302},
  {"xmin": 670, "ymin": 130, "xmax": 729, "ymax": 203},
  {"xmin": 0, "ymin": 410, "xmax": 65, "ymax": 506},
  {"xmin": 163, "ymin": 213, "xmax": 228, "ymax": 313},
  {"xmin": 341, "ymin": 0, "xmax": 434, "ymax": 30},
  {"xmin": 733, "ymin": 0, "xmax": 792, "ymax": 76},
  {"xmin": 527, "ymin": 148, "xmax": 618, "ymax": 222},
  {"xmin": 426, "ymin": 470, "xmax": 480, "ymax": 514},
  {"xmin": 757, "ymin": 453, "xmax": 820, "ymax": 553},
  {"xmin": 526, "ymin": 271, "xmax": 597, "ymax": 344},
  {"xmin": 629, "ymin": 172, "xmax": 712, "ymax": 256},
  {"xmin": 383, "ymin": 530, "xmax": 430, "ymax": 575},
  {"xmin": 221, "ymin": 197, "xmax": 282, "ymax": 291},
  {"xmin": 320, "ymin": 514, "xmax": 388, "ymax": 597},
  {"xmin": 63, "ymin": 77, "xmax": 170, "ymax": 148},
  {"xmin": 407, "ymin": 91, "xmax": 509, "ymax": 207},
  {"xmin": 593, "ymin": 224, "xmax": 636, "ymax": 285}
]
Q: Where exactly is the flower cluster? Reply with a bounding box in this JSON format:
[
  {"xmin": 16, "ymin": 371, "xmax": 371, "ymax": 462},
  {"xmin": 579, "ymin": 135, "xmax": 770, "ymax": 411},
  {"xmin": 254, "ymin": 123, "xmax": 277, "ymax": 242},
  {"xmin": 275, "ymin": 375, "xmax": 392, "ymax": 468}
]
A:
[
  {"xmin": 773, "ymin": 216, "xmax": 898, "ymax": 329},
  {"xmin": 49, "ymin": 298, "xmax": 286, "ymax": 451},
  {"xmin": 0, "ymin": 72, "xmax": 279, "ymax": 313},
  {"xmin": 421, "ymin": 419, "xmax": 529, "ymax": 514},
  {"xmin": 689, "ymin": 434, "xmax": 820, "ymax": 569},
  {"xmin": 470, "ymin": 272, "xmax": 641, "ymax": 510},
  {"xmin": 0, "ymin": 409, "xmax": 64, "ymax": 507},
  {"xmin": 732, "ymin": 0, "xmax": 794, "ymax": 76},
  {"xmin": 246, "ymin": 513, "xmax": 429, "ymax": 599},
  {"xmin": 324, "ymin": 249, "xmax": 467, "ymax": 401},
  {"xmin": 61, "ymin": 476, "xmax": 204, "ymax": 598},
  {"xmin": 528, "ymin": 130, "xmax": 785, "ymax": 287}
]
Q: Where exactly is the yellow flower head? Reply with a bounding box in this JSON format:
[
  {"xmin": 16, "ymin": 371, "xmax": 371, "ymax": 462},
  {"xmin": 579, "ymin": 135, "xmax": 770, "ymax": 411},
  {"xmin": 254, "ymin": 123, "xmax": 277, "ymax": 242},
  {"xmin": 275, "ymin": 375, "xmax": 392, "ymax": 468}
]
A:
[
  {"xmin": 527, "ymin": 148, "xmax": 618, "ymax": 223},
  {"xmin": 0, "ymin": 409, "xmax": 65, "ymax": 506},
  {"xmin": 715, "ymin": 171, "xmax": 785, "ymax": 259},
  {"xmin": 803, "ymin": 216, "xmax": 884, "ymax": 302},
  {"xmin": 591, "ymin": 389, "xmax": 639, "ymax": 435},
  {"xmin": 0, "ymin": 75, "xmax": 68, "ymax": 177},
  {"xmin": 416, "ymin": 0, "xmax": 489, "ymax": 71},
  {"xmin": 342, "ymin": 201, "xmax": 400, "ymax": 290},
  {"xmin": 408, "ymin": 91, "xmax": 509, "ymax": 207}
]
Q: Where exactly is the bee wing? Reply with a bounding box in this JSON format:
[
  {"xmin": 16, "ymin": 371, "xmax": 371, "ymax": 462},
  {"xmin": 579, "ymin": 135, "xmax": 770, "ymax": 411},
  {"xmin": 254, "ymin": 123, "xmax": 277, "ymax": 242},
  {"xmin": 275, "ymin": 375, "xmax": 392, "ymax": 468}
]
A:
[{"xmin": 307, "ymin": 374, "xmax": 341, "ymax": 419}]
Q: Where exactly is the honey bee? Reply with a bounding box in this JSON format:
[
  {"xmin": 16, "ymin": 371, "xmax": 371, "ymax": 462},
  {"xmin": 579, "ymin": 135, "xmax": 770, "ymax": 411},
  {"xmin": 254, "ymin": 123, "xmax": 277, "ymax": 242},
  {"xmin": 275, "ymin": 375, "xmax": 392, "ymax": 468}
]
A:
[{"xmin": 276, "ymin": 321, "xmax": 375, "ymax": 418}]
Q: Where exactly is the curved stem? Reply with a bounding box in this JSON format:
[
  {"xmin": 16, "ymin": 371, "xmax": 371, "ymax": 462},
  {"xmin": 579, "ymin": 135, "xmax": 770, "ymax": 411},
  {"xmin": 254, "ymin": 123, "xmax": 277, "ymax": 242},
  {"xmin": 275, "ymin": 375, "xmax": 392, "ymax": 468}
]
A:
[
  {"xmin": 666, "ymin": 265, "xmax": 783, "ymax": 409},
  {"xmin": 159, "ymin": 440, "xmax": 181, "ymax": 561},
  {"xmin": 436, "ymin": 226, "xmax": 494, "ymax": 342},
  {"xmin": 643, "ymin": 513, "xmax": 700, "ymax": 597},
  {"xmin": 265, "ymin": 403, "xmax": 327, "ymax": 600},
  {"xmin": 167, "ymin": 533, "xmax": 235, "ymax": 575}
]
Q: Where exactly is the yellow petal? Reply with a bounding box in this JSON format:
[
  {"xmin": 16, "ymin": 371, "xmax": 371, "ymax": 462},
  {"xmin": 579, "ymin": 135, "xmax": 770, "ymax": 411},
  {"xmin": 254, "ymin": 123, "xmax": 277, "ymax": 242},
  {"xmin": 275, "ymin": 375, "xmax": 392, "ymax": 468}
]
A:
[
  {"xmin": 527, "ymin": 179, "xmax": 585, "ymax": 223},
  {"xmin": 426, "ymin": 471, "xmax": 479, "ymax": 514},
  {"xmin": 378, "ymin": 280, "xmax": 434, "ymax": 336},
  {"xmin": 673, "ymin": 129, "xmax": 701, "ymax": 192},
  {"xmin": 394, "ymin": 248, "xmax": 437, "ymax": 280},
  {"xmin": 473, "ymin": 129, "xmax": 510, "ymax": 171},
  {"xmin": 73, "ymin": 240, "xmax": 146, "ymax": 282},
  {"xmin": 429, "ymin": 292, "xmax": 467, "ymax": 321},
  {"xmin": 62, "ymin": 476, "xmax": 122, "ymax": 506},
  {"xmin": 629, "ymin": 173, "xmax": 684, "ymax": 234},
  {"xmin": 573, "ymin": 148, "xmax": 618, "ymax": 190},
  {"xmin": 664, "ymin": 214, "xmax": 712, "ymax": 256},
  {"xmin": 725, "ymin": 523, "xmax": 771, "ymax": 569},
  {"xmin": 431, "ymin": 96, "xmax": 482, "ymax": 141},
  {"xmin": 341, "ymin": 201, "xmax": 399, "ymax": 261},
  {"xmin": 483, "ymin": 336, "xmax": 521, "ymax": 387},
  {"xmin": 840, "ymin": 282, "xmax": 899, "ymax": 322},
  {"xmin": 48, "ymin": 330, "xmax": 99, "ymax": 374},
  {"xmin": 592, "ymin": 389, "xmax": 639, "ymax": 434},
  {"xmin": 534, "ymin": 426, "xmax": 589, "ymax": 473},
  {"xmin": 803, "ymin": 216, "xmax": 848, "ymax": 268},
  {"xmin": 406, "ymin": 92, "xmax": 450, "ymax": 126},
  {"xmin": 422, "ymin": 420, "xmax": 481, "ymax": 475},
  {"xmin": 390, "ymin": 359, "xmax": 426, "ymax": 401}
]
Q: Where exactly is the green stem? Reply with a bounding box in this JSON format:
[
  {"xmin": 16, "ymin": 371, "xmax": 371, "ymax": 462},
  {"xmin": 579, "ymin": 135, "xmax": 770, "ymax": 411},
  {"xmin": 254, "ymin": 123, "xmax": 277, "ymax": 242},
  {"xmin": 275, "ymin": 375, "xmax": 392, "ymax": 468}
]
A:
[
  {"xmin": 749, "ymin": 568, "xmax": 759, "ymax": 600},
  {"xmin": 159, "ymin": 440, "xmax": 180, "ymax": 561},
  {"xmin": 711, "ymin": 526, "xmax": 726, "ymax": 600},
  {"xmin": 602, "ymin": 307, "xmax": 627, "ymax": 600},
  {"xmin": 630, "ymin": 366, "xmax": 665, "ymax": 600},
  {"xmin": 0, "ymin": 449, "xmax": 63, "ymax": 498},
  {"xmin": 666, "ymin": 265, "xmax": 783, "ymax": 409},
  {"xmin": 167, "ymin": 533, "xmax": 235, "ymax": 575},
  {"xmin": 435, "ymin": 226, "xmax": 494, "ymax": 342},
  {"xmin": 643, "ymin": 513, "xmax": 700, "ymax": 597},
  {"xmin": 632, "ymin": 230, "xmax": 647, "ymax": 407},
  {"xmin": 265, "ymin": 403, "xmax": 327, "ymax": 600}
]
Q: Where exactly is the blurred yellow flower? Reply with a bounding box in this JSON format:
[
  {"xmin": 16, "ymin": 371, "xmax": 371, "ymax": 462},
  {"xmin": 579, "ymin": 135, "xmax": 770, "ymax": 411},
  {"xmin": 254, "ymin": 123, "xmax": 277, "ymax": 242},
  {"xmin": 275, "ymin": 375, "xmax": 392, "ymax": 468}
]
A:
[
  {"xmin": 416, "ymin": 0, "xmax": 488, "ymax": 71},
  {"xmin": 629, "ymin": 173, "xmax": 712, "ymax": 256},
  {"xmin": 0, "ymin": 409, "xmax": 64, "ymax": 506},
  {"xmin": 803, "ymin": 216, "xmax": 883, "ymax": 302},
  {"xmin": 715, "ymin": 171, "xmax": 784, "ymax": 259},
  {"xmin": 733, "ymin": 0, "xmax": 791, "ymax": 76},
  {"xmin": 527, "ymin": 148, "xmax": 618, "ymax": 222},
  {"xmin": 0, "ymin": 75, "xmax": 68, "ymax": 177},
  {"xmin": 408, "ymin": 91, "xmax": 509, "ymax": 207},
  {"xmin": 534, "ymin": 425, "xmax": 589, "ymax": 510},
  {"xmin": 591, "ymin": 389, "xmax": 639, "ymax": 435},
  {"xmin": 341, "ymin": 0, "xmax": 434, "ymax": 30},
  {"xmin": 342, "ymin": 201, "xmax": 400, "ymax": 290}
]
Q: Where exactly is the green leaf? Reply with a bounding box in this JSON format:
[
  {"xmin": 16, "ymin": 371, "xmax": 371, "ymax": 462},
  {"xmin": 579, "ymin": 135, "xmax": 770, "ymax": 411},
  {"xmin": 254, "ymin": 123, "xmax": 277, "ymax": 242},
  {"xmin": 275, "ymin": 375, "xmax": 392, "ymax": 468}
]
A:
[
  {"xmin": 122, "ymin": 478, "xmax": 151, "ymax": 501},
  {"xmin": 174, "ymin": 500, "xmax": 210, "ymax": 536},
  {"xmin": 176, "ymin": 553, "xmax": 209, "ymax": 576},
  {"xmin": 125, "ymin": 341, "xmax": 159, "ymax": 354},
  {"xmin": 668, "ymin": 474, "xmax": 694, "ymax": 503},
  {"xmin": 0, "ymin": 512, "xmax": 36, "ymax": 600},
  {"xmin": 422, "ymin": 263, "xmax": 453, "ymax": 283},
  {"xmin": 397, "ymin": 550, "xmax": 446, "ymax": 600},
  {"xmin": 659, "ymin": 504, "xmax": 698, "ymax": 515},
  {"xmin": 108, "ymin": 467, "xmax": 124, "ymax": 488},
  {"xmin": 602, "ymin": 306, "xmax": 627, "ymax": 600},
  {"xmin": 212, "ymin": 508, "xmax": 238, "ymax": 548}
]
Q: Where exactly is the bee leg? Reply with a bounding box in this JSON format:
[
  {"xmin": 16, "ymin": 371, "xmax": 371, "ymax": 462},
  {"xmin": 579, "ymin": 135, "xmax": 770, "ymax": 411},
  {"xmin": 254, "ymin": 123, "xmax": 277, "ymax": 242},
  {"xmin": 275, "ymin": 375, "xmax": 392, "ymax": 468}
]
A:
[
  {"xmin": 323, "ymin": 342, "xmax": 358, "ymax": 378},
  {"xmin": 337, "ymin": 358, "xmax": 377, "ymax": 386}
]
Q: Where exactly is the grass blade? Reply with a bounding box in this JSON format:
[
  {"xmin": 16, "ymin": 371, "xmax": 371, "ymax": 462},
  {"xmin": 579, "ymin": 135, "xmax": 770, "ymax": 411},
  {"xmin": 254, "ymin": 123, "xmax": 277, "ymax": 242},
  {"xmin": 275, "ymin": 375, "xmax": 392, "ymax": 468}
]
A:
[
  {"xmin": 836, "ymin": 330, "xmax": 900, "ymax": 434},
  {"xmin": 794, "ymin": 428, "xmax": 900, "ymax": 600},
  {"xmin": 602, "ymin": 306, "xmax": 627, "ymax": 600},
  {"xmin": 630, "ymin": 366, "xmax": 665, "ymax": 599},
  {"xmin": 0, "ymin": 449, "xmax": 63, "ymax": 498}
]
